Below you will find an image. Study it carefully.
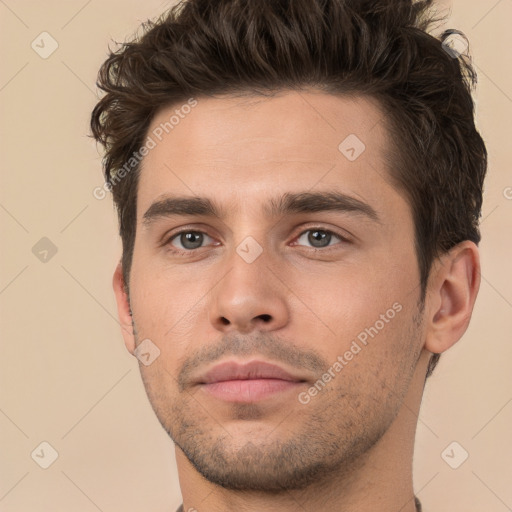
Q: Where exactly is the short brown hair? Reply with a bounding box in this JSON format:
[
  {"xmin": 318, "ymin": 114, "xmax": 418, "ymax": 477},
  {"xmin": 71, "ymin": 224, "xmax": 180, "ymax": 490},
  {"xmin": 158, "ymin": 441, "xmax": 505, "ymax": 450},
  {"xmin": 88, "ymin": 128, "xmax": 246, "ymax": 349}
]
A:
[{"xmin": 90, "ymin": 0, "xmax": 487, "ymax": 378}]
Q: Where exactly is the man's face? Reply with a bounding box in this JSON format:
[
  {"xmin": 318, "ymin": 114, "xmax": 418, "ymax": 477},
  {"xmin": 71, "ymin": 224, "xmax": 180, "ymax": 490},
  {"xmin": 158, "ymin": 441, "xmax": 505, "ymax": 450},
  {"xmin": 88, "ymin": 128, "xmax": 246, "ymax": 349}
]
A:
[{"xmin": 127, "ymin": 90, "xmax": 425, "ymax": 490}]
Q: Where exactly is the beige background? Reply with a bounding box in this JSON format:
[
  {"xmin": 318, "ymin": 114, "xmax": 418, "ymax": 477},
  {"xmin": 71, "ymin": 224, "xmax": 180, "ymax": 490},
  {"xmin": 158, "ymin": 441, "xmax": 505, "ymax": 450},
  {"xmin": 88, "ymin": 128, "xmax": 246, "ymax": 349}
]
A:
[{"xmin": 0, "ymin": 1, "xmax": 511, "ymax": 510}]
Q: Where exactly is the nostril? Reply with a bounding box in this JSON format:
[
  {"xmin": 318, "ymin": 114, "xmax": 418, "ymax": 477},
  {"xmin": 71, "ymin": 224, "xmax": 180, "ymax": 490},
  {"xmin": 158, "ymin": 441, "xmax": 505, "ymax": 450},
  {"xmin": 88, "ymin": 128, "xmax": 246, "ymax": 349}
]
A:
[{"xmin": 258, "ymin": 314, "xmax": 271, "ymax": 322}]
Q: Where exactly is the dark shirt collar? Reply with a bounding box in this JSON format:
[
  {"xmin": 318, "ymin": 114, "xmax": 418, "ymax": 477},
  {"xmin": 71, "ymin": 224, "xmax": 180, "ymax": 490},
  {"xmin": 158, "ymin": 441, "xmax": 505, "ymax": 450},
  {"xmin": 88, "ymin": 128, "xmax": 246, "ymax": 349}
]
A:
[{"xmin": 176, "ymin": 497, "xmax": 422, "ymax": 511}]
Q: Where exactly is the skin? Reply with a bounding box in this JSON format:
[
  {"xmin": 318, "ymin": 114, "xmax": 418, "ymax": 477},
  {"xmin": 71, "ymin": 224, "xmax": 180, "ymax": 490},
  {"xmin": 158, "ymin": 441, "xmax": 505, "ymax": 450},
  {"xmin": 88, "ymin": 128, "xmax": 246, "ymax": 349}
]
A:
[{"xmin": 112, "ymin": 90, "xmax": 480, "ymax": 512}]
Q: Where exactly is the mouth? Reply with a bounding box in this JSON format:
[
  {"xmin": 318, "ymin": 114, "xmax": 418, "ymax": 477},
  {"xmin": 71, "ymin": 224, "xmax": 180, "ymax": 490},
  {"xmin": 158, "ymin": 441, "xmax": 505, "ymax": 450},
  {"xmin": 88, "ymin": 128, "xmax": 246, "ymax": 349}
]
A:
[{"xmin": 195, "ymin": 359, "xmax": 308, "ymax": 403}]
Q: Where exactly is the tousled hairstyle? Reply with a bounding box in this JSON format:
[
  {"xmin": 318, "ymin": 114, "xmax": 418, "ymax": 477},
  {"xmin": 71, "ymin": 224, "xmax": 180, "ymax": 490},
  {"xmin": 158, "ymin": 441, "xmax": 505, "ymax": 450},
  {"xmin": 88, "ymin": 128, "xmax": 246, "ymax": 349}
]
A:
[{"xmin": 90, "ymin": 0, "xmax": 487, "ymax": 379}]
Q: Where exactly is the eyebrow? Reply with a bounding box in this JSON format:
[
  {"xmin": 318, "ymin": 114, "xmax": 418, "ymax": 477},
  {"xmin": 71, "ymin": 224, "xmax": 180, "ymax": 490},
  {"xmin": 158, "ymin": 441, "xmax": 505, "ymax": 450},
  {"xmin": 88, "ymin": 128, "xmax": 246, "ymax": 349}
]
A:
[{"xmin": 142, "ymin": 191, "xmax": 381, "ymax": 227}]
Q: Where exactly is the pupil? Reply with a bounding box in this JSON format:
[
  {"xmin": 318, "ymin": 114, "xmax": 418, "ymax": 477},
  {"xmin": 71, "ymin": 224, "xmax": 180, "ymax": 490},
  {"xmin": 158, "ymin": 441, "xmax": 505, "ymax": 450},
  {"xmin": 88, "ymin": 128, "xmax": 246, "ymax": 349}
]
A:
[
  {"xmin": 183, "ymin": 232, "xmax": 202, "ymax": 249},
  {"xmin": 310, "ymin": 230, "xmax": 330, "ymax": 247}
]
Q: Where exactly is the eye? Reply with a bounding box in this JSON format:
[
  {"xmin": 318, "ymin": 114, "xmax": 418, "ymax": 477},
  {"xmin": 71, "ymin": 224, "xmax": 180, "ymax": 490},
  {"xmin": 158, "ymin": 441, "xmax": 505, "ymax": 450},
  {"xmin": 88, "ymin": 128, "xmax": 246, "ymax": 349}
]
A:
[
  {"xmin": 167, "ymin": 230, "xmax": 216, "ymax": 252},
  {"xmin": 293, "ymin": 228, "xmax": 347, "ymax": 249},
  {"xmin": 164, "ymin": 226, "xmax": 349, "ymax": 256}
]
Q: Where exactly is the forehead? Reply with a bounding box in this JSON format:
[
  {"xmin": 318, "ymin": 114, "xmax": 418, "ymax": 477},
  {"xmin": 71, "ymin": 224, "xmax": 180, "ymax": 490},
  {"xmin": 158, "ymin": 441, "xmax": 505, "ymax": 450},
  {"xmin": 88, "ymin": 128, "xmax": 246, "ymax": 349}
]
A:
[{"xmin": 137, "ymin": 90, "xmax": 396, "ymax": 219}]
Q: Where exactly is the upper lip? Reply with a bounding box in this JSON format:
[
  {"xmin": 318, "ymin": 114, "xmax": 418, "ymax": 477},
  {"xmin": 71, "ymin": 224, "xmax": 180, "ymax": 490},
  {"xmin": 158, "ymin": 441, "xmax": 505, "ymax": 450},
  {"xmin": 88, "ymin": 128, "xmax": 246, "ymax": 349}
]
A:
[{"xmin": 196, "ymin": 360, "xmax": 307, "ymax": 384}]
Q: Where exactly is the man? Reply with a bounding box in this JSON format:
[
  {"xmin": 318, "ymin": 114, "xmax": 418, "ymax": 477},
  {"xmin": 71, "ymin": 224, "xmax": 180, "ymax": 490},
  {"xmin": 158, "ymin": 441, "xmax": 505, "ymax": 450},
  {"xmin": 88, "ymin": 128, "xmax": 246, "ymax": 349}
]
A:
[{"xmin": 90, "ymin": 0, "xmax": 487, "ymax": 510}]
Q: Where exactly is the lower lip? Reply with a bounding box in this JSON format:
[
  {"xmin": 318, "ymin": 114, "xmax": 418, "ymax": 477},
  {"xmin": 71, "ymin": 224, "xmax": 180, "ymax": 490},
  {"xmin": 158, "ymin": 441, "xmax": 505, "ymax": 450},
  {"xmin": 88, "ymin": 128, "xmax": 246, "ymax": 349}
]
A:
[{"xmin": 201, "ymin": 379, "xmax": 303, "ymax": 402}]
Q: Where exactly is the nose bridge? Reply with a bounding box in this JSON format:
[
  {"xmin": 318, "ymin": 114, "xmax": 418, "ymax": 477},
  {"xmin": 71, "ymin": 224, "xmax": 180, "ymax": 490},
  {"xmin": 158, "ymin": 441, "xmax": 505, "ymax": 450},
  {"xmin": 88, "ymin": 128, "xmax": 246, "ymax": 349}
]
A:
[
  {"xmin": 225, "ymin": 234, "xmax": 274, "ymax": 304},
  {"xmin": 208, "ymin": 233, "xmax": 289, "ymax": 333},
  {"xmin": 221, "ymin": 202, "xmax": 273, "ymax": 280}
]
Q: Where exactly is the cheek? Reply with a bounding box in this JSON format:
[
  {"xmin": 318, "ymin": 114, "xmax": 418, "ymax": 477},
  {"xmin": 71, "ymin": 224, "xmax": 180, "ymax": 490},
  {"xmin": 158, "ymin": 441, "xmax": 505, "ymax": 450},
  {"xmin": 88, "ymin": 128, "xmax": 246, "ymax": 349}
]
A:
[
  {"xmin": 295, "ymin": 250, "xmax": 417, "ymax": 335},
  {"xmin": 324, "ymin": 299, "xmax": 420, "ymax": 416},
  {"xmin": 130, "ymin": 250, "xmax": 203, "ymax": 329},
  {"xmin": 138, "ymin": 358, "xmax": 180, "ymax": 431},
  {"xmin": 293, "ymin": 252, "xmax": 420, "ymax": 393}
]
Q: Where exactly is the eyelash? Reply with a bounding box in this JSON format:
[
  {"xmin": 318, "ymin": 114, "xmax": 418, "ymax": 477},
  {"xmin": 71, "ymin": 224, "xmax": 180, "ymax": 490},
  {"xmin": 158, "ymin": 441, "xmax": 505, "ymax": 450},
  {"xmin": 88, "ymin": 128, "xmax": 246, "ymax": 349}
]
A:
[{"xmin": 163, "ymin": 226, "xmax": 350, "ymax": 256}]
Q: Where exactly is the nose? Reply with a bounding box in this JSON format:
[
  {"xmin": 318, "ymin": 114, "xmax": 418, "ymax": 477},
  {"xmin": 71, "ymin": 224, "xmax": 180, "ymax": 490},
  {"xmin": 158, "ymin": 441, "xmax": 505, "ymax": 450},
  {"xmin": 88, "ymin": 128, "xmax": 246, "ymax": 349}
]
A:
[{"xmin": 208, "ymin": 248, "xmax": 289, "ymax": 335}]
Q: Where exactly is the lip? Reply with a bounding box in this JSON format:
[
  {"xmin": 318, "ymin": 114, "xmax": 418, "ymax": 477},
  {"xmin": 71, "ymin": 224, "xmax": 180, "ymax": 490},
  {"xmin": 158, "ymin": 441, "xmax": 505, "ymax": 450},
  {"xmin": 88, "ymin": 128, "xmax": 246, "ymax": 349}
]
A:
[{"xmin": 196, "ymin": 360, "xmax": 307, "ymax": 402}]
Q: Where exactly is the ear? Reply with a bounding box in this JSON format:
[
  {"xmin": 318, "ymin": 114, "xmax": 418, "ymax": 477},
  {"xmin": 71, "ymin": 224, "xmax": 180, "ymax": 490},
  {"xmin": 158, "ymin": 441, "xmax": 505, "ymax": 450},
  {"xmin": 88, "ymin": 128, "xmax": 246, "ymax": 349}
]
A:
[
  {"xmin": 112, "ymin": 261, "xmax": 136, "ymax": 355},
  {"xmin": 424, "ymin": 241, "xmax": 481, "ymax": 354}
]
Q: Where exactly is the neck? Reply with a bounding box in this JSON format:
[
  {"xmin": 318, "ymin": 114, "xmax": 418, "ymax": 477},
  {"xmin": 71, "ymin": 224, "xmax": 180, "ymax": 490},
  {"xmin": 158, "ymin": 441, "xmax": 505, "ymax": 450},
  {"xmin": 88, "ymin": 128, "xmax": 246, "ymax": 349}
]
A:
[{"xmin": 176, "ymin": 351, "xmax": 430, "ymax": 512}]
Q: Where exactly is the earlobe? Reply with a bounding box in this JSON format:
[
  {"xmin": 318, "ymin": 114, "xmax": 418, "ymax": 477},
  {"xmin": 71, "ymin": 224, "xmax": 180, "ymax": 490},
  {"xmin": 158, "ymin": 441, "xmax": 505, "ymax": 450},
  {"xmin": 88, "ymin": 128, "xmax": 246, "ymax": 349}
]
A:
[
  {"xmin": 424, "ymin": 241, "xmax": 481, "ymax": 355},
  {"xmin": 112, "ymin": 262, "xmax": 136, "ymax": 354}
]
